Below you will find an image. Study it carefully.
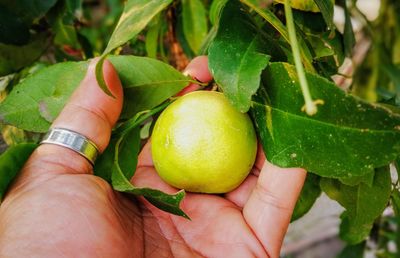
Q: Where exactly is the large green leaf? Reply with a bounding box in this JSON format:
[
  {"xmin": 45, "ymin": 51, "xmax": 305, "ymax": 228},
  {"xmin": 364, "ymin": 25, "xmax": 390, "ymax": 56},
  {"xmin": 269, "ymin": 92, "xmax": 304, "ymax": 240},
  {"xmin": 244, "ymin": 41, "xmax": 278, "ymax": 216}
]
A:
[
  {"xmin": 103, "ymin": 0, "xmax": 172, "ymax": 55},
  {"xmin": 0, "ymin": 143, "xmax": 37, "ymax": 200},
  {"xmin": 208, "ymin": 0, "xmax": 270, "ymax": 113},
  {"xmin": 0, "ymin": 56, "xmax": 192, "ymax": 132},
  {"xmin": 108, "ymin": 55, "xmax": 192, "ymax": 119},
  {"xmin": 182, "ymin": 0, "xmax": 208, "ymax": 54},
  {"xmin": 0, "ymin": 61, "xmax": 88, "ymax": 132},
  {"xmin": 320, "ymin": 166, "xmax": 391, "ymax": 244},
  {"xmin": 252, "ymin": 62, "xmax": 400, "ymax": 178},
  {"xmin": 291, "ymin": 173, "xmax": 321, "ymax": 221}
]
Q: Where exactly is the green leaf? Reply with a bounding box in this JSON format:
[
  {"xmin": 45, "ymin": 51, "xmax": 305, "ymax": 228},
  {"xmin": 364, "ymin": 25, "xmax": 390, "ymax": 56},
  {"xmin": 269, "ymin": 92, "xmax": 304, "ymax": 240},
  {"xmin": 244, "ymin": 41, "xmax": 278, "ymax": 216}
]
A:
[
  {"xmin": 209, "ymin": 0, "xmax": 228, "ymax": 25},
  {"xmin": 312, "ymin": 0, "xmax": 335, "ymax": 32},
  {"xmin": 274, "ymin": 0, "xmax": 321, "ymax": 12},
  {"xmin": 0, "ymin": 143, "xmax": 37, "ymax": 200},
  {"xmin": 96, "ymin": 105, "xmax": 187, "ymax": 218},
  {"xmin": 0, "ymin": 61, "xmax": 88, "ymax": 132},
  {"xmin": 112, "ymin": 130, "xmax": 187, "ymax": 218},
  {"xmin": 53, "ymin": 18, "xmax": 80, "ymax": 49},
  {"xmin": 182, "ymin": 0, "xmax": 208, "ymax": 54},
  {"xmin": 320, "ymin": 166, "xmax": 391, "ymax": 244},
  {"xmin": 0, "ymin": 5, "xmax": 30, "ymax": 45},
  {"xmin": 145, "ymin": 15, "xmax": 162, "ymax": 58},
  {"xmin": 0, "ymin": 56, "xmax": 192, "ymax": 132},
  {"xmin": 109, "ymin": 55, "xmax": 192, "ymax": 119},
  {"xmin": 0, "ymin": 33, "xmax": 49, "ymax": 76},
  {"xmin": 208, "ymin": 0, "xmax": 270, "ymax": 112},
  {"xmin": 240, "ymin": 0, "xmax": 315, "ymax": 72},
  {"xmin": 96, "ymin": 0, "xmax": 173, "ymax": 95},
  {"xmin": 337, "ymin": 242, "xmax": 366, "ymax": 258},
  {"xmin": 103, "ymin": 0, "xmax": 172, "ymax": 55},
  {"xmin": 252, "ymin": 62, "xmax": 400, "ymax": 178},
  {"xmin": 1, "ymin": 0, "xmax": 58, "ymax": 24},
  {"xmin": 291, "ymin": 173, "xmax": 321, "ymax": 221},
  {"xmin": 95, "ymin": 127, "xmax": 141, "ymax": 182}
]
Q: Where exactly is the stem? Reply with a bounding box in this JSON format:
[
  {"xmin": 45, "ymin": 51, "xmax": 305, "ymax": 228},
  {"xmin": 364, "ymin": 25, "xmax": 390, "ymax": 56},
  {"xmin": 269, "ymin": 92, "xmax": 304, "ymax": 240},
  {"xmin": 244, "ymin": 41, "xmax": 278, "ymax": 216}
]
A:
[
  {"xmin": 113, "ymin": 101, "xmax": 172, "ymax": 136},
  {"xmin": 284, "ymin": 0, "xmax": 319, "ymax": 116}
]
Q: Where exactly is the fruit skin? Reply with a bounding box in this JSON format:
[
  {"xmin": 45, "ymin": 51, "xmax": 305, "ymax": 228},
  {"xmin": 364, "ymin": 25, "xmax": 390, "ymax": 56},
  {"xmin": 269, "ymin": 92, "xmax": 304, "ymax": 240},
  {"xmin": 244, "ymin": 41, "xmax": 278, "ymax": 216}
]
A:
[{"xmin": 151, "ymin": 91, "xmax": 257, "ymax": 193}]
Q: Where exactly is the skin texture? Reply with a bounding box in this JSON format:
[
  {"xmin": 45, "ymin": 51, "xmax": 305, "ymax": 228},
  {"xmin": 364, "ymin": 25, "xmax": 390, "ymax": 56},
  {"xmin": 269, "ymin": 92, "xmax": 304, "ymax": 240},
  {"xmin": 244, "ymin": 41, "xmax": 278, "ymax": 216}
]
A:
[
  {"xmin": 0, "ymin": 56, "xmax": 306, "ymax": 258},
  {"xmin": 151, "ymin": 91, "xmax": 257, "ymax": 193}
]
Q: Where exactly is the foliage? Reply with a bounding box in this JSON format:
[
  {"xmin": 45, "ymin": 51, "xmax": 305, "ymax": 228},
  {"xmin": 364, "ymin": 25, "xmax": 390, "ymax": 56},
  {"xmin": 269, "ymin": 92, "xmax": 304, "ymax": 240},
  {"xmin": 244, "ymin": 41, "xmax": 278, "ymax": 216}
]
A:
[{"xmin": 0, "ymin": 0, "xmax": 399, "ymax": 255}]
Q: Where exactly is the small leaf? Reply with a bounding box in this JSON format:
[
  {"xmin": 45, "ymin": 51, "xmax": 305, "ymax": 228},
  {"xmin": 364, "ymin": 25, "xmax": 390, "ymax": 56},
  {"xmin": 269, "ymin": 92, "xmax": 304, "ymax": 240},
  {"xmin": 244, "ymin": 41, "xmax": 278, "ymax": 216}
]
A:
[
  {"xmin": 208, "ymin": 0, "xmax": 270, "ymax": 112},
  {"xmin": 94, "ymin": 128, "xmax": 140, "ymax": 182},
  {"xmin": 111, "ymin": 131, "xmax": 188, "ymax": 218},
  {"xmin": 182, "ymin": 0, "xmax": 208, "ymax": 54},
  {"xmin": 240, "ymin": 0, "xmax": 315, "ymax": 72},
  {"xmin": 95, "ymin": 55, "xmax": 114, "ymax": 97},
  {"xmin": 337, "ymin": 242, "xmax": 366, "ymax": 258},
  {"xmin": 0, "ymin": 143, "xmax": 37, "ymax": 200},
  {"xmin": 320, "ymin": 166, "xmax": 391, "ymax": 244},
  {"xmin": 291, "ymin": 173, "xmax": 321, "ymax": 221},
  {"xmin": 274, "ymin": 0, "xmax": 322, "ymax": 12},
  {"xmin": 209, "ymin": 0, "xmax": 228, "ymax": 25},
  {"xmin": 313, "ymin": 0, "xmax": 335, "ymax": 32},
  {"xmin": 145, "ymin": 14, "xmax": 162, "ymax": 58},
  {"xmin": 103, "ymin": 0, "xmax": 173, "ymax": 55},
  {"xmin": 252, "ymin": 62, "xmax": 400, "ymax": 178}
]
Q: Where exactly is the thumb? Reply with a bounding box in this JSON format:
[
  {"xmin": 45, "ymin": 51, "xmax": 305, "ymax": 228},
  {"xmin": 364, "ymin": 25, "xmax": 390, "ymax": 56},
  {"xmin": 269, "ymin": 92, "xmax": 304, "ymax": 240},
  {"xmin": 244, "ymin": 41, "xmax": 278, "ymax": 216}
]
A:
[{"xmin": 17, "ymin": 59, "xmax": 123, "ymax": 182}]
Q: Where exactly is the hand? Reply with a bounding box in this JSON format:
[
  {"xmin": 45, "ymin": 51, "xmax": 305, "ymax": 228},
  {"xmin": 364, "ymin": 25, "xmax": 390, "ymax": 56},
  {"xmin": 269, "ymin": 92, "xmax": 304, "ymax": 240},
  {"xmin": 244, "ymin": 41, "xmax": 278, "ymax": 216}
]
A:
[{"xmin": 0, "ymin": 57, "xmax": 306, "ymax": 258}]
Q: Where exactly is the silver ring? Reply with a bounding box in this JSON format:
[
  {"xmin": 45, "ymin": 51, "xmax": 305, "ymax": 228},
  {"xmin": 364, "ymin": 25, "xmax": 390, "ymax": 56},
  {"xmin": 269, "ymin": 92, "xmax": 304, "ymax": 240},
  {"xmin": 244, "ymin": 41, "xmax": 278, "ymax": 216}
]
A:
[{"xmin": 40, "ymin": 128, "xmax": 99, "ymax": 166}]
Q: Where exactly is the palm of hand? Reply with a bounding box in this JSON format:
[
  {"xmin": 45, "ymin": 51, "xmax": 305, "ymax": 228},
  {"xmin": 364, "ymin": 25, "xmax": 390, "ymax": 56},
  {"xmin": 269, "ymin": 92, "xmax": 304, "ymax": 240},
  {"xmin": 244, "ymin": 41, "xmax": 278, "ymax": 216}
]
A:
[{"xmin": 0, "ymin": 156, "xmax": 267, "ymax": 257}]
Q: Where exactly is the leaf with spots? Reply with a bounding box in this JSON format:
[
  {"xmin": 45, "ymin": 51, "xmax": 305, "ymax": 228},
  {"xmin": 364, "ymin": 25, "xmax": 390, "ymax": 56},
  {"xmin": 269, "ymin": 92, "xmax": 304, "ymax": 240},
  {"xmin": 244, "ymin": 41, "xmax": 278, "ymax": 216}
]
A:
[{"xmin": 251, "ymin": 62, "xmax": 400, "ymax": 178}]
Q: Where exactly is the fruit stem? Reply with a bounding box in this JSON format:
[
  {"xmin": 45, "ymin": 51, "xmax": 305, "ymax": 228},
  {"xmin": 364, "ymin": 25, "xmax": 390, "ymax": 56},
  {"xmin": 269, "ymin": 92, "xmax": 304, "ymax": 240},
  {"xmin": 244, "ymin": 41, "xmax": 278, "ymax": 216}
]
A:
[{"xmin": 284, "ymin": 0, "xmax": 319, "ymax": 116}]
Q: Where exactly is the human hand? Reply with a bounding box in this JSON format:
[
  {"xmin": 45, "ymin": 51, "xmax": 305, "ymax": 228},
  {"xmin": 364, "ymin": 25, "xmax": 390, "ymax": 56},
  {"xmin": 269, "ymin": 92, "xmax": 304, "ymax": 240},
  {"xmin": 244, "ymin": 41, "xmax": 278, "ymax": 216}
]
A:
[{"xmin": 0, "ymin": 56, "xmax": 306, "ymax": 258}]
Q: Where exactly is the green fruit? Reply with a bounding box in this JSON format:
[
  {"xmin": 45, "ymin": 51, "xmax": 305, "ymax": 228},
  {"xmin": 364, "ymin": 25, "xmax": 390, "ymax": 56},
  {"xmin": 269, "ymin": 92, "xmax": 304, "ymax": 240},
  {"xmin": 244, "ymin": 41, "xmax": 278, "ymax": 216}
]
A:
[{"xmin": 151, "ymin": 91, "xmax": 257, "ymax": 193}]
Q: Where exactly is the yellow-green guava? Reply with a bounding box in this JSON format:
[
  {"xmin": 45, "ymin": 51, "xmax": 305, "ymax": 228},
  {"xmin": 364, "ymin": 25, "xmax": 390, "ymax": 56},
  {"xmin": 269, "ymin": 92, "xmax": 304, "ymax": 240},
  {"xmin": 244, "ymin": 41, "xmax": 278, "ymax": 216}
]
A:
[{"xmin": 151, "ymin": 91, "xmax": 257, "ymax": 193}]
